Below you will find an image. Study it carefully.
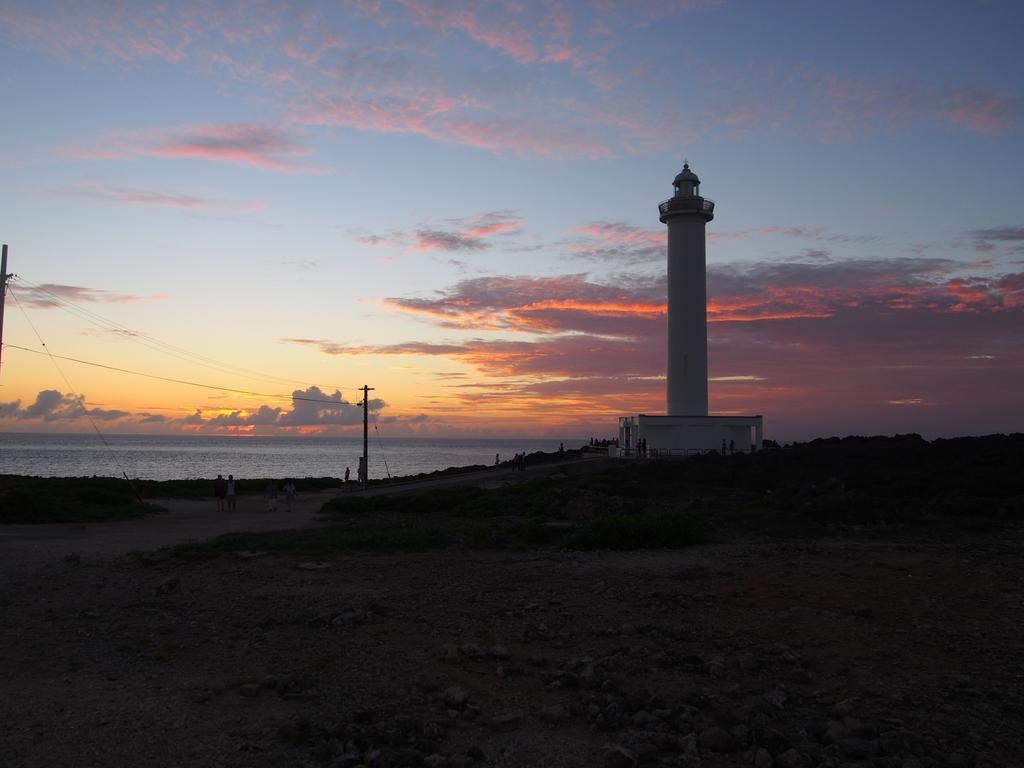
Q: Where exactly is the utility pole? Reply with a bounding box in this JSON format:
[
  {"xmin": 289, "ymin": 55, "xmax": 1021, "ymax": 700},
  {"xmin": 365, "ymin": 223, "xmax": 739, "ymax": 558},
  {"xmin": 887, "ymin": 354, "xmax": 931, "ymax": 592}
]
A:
[
  {"xmin": 359, "ymin": 384, "xmax": 375, "ymax": 490},
  {"xmin": 0, "ymin": 244, "xmax": 12, "ymax": 380}
]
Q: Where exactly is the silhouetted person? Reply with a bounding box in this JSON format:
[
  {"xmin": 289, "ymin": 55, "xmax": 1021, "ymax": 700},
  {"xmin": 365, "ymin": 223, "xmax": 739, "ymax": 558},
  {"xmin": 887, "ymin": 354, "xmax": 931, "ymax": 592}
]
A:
[
  {"xmin": 721, "ymin": 438, "xmax": 727, "ymax": 454},
  {"xmin": 559, "ymin": 442, "xmax": 564, "ymax": 454},
  {"xmin": 264, "ymin": 481, "xmax": 279, "ymax": 512},
  {"xmin": 495, "ymin": 453, "xmax": 500, "ymax": 467},
  {"xmin": 729, "ymin": 439, "xmax": 735, "ymax": 455},
  {"xmin": 226, "ymin": 474, "xmax": 237, "ymax": 512},
  {"xmin": 213, "ymin": 474, "xmax": 227, "ymax": 513},
  {"xmin": 283, "ymin": 480, "xmax": 296, "ymax": 512},
  {"xmin": 344, "ymin": 467, "xmax": 350, "ymax": 484}
]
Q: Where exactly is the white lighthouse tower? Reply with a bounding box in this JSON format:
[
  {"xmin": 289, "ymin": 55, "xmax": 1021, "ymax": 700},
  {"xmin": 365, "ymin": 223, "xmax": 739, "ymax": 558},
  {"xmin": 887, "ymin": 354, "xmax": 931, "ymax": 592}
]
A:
[
  {"xmin": 616, "ymin": 163, "xmax": 763, "ymax": 456},
  {"xmin": 661, "ymin": 162, "xmax": 712, "ymax": 416}
]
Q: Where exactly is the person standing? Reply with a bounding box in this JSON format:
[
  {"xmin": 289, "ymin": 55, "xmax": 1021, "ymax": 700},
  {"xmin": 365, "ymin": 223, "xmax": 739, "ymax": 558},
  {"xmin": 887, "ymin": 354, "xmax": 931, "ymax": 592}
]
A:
[
  {"xmin": 495, "ymin": 453, "xmax": 500, "ymax": 467},
  {"xmin": 283, "ymin": 479, "xmax": 296, "ymax": 512},
  {"xmin": 264, "ymin": 481, "xmax": 279, "ymax": 512},
  {"xmin": 226, "ymin": 474, "xmax": 237, "ymax": 512},
  {"xmin": 213, "ymin": 474, "xmax": 227, "ymax": 513}
]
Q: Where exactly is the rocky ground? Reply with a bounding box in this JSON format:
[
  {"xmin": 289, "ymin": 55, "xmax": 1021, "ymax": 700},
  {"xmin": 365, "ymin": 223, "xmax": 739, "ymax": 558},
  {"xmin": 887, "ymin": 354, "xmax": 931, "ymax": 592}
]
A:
[{"xmin": 2, "ymin": 526, "xmax": 1022, "ymax": 768}]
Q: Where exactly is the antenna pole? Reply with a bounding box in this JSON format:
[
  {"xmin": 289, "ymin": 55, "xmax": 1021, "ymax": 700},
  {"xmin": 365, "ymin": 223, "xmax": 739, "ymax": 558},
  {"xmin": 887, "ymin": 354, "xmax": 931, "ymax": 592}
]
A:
[
  {"xmin": 0, "ymin": 244, "xmax": 9, "ymax": 380},
  {"xmin": 360, "ymin": 384, "xmax": 375, "ymax": 490}
]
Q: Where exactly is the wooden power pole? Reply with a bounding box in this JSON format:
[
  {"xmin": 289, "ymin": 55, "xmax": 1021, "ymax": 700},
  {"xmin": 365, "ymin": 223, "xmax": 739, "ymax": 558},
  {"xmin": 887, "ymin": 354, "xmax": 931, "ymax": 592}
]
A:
[
  {"xmin": 0, "ymin": 244, "xmax": 11, "ymax": 380},
  {"xmin": 360, "ymin": 384, "xmax": 375, "ymax": 489}
]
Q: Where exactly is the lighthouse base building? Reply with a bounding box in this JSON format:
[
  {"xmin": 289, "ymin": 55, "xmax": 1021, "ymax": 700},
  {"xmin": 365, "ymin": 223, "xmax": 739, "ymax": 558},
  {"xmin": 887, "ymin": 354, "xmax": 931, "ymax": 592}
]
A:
[
  {"xmin": 613, "ymin": 163, "xmax": 765, "ymax": 457},
  {"xmin": 615, "ymin": 414, "xmax": 764, "ymax": 456}
]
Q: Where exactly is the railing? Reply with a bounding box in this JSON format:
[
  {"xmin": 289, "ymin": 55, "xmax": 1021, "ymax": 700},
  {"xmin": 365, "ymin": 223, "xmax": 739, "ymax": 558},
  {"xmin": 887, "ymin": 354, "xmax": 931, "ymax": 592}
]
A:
[{"xmin": 658, "ymin": 196, "xmax": 715, "ymax": 216}]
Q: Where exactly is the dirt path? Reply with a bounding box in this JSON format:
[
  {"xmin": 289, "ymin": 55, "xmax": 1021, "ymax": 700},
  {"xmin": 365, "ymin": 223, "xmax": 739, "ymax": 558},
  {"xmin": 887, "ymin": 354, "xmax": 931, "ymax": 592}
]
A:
[
  {"xmin": 0, "ymin": 457, "xmax": 607, "ymax": 573},
  {"xmin": 0, "ymin": 493, "xmax": 339, "ymax": 572}
]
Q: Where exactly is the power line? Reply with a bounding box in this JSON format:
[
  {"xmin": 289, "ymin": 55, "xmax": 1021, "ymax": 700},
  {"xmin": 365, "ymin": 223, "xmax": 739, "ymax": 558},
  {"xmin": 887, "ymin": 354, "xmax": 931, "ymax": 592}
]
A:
[
  {"xmin": 10, "ymin": 277, "xmax": 356, "ymax": 393},
  {"xmin": 2, "ymin": 342, "xmax": 366, "ymax": 407},
  {"xmin": 8, "ymin": 287, "xmax": 141, "ymax": 499}
]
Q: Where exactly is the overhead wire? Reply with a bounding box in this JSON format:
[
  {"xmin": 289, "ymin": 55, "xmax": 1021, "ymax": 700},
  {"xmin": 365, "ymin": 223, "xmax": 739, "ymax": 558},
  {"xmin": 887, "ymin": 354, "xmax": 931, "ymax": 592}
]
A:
[
  {"xmin": 371, "ymin": 412, "xmax": 392, "ymax": 481},
  {"xmin": 2, "ymin": 341, "xmax": 362, "ymax": 407},
  {"xmin": 8, "ymin": 287, "xmax": 142, "ymax": 500},
  {"xmin": 11, "ymin": 277, "xmax": 355, "ymax": 393}
]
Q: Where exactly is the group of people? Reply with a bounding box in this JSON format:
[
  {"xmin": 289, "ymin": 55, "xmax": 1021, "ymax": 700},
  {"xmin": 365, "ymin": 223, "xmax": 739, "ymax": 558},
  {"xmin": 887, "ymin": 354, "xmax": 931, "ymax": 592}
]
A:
[
  {"xmin": 213, "ymin": 474, "xmax": 297, "ymax": 512},
  {"xmin": 635, "ymin": 437, "xmax": 650, "ymax": 457},
  {"xmin": 212, "ymin": 474, "xmax": 237, "ymax": 513}
]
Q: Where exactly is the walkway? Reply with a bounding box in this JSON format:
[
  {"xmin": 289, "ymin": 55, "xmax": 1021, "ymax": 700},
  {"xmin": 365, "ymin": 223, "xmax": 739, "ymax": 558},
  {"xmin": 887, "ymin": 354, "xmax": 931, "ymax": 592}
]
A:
[{"xmin": 0, "ymin": 455, "xmax": 609, "ymax": 571}]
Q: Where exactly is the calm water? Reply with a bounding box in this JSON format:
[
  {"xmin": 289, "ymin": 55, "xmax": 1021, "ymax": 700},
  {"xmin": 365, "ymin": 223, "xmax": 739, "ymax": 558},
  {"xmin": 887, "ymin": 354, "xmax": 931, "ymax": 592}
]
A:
[{"xmin": 0, "ymin": 433, "xmax": 584, "ymax": 481}]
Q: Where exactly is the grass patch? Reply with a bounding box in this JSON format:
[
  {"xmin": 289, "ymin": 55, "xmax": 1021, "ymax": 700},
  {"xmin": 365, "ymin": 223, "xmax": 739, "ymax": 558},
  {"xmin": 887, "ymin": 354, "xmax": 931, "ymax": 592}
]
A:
[{"xmin": 0, "ymin": 475, "xmax": 163, "ymax": 523}]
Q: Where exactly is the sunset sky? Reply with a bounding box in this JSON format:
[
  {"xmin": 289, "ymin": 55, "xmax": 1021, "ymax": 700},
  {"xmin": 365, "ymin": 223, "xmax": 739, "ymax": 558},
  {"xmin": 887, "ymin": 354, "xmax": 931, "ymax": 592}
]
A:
[{"xmin": 0, "ymin": 0, "xmax": 1022, "ymax": 441}]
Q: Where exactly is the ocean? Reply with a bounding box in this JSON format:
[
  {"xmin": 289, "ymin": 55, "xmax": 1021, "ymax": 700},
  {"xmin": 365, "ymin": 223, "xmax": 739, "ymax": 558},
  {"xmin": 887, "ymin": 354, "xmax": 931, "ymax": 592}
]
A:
[{"xmin": 0, "ymin": 432, "xmax": 584, "ymax": 481}]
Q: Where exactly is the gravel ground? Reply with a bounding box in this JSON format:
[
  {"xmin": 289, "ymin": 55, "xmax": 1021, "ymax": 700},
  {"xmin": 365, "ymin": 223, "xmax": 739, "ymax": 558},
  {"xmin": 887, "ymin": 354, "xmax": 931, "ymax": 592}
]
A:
[{"xmin": 1, "ymin": 529, "xmax": 1022, "ymax": 768}]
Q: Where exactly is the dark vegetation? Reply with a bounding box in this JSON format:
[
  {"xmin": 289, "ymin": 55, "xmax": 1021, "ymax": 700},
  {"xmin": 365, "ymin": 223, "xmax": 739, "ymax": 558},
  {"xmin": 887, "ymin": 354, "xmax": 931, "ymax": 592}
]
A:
[
  {"xmin": 170, "ymin": 434, "xmax": 1024, "ymax": 560},
  {"xmin": 5, "ymin": 434, "xmax": 1022, "ymax": 534},
  {"xmin": 0, "ymin": 476, "xmax": 164, "ymax": 524}
]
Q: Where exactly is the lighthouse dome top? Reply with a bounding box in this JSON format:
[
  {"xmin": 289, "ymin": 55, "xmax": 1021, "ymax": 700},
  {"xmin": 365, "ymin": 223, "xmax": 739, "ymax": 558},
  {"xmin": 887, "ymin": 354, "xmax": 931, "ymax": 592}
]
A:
[{"xmin": 673, "ymin": 162, "xmax": 700, "ymax": 186}]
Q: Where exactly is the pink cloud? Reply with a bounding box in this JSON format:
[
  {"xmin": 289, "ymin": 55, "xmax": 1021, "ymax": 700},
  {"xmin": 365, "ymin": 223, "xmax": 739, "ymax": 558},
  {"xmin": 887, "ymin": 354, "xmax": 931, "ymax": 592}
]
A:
[
  {"xmin": 62, "ymin": 123, "xmax": 317, "ymax": 174},
  {"xmin": 357, "ymin": 211, "xmax": 523, "ymax": 253},
  {"xmin": 439, "ymin": 117, "xmax": 610, "ymax": 158},
  {"xmin": 398, "ymin": 0, "xmax": 537, "ymax": 63},
  {"xmin": 51, "ymin": 182, "xmax": 266, "ymax": 213},
  {"xmin": 938, "ymin": 88, "xmax": 1019, "ymax": 135},
  {"xmin": 300, "ymin": 88, "xmax": 463, "ymax": 138},
  {"xmin": 143, "ymin": 124, "xmax": 315, "ymax": 173},
  {"xmin": 282, "ymin": 254, "xmax": 1024, "ymax": 438},
  {"xmin": 14, "ymin": 283, "xmax": 168, "ymax": 309}
]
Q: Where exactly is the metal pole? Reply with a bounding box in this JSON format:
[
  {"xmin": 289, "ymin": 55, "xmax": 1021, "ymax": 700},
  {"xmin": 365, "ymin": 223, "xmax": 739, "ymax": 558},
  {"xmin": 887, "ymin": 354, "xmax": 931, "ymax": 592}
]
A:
[{"xmin": 0, "ymin": 244, "xmax": 8, "ymax": 379}]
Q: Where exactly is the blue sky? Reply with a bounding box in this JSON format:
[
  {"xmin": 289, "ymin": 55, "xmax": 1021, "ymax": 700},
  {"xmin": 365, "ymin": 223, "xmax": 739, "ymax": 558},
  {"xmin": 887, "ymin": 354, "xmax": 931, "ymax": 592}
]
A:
[{"xmin": 0, "ymin": 0, "xmax": 1021, "ymax": 440}]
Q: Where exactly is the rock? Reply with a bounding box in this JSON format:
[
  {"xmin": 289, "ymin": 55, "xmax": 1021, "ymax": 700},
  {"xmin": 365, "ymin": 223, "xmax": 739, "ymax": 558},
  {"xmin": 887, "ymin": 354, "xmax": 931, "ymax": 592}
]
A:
[
  {"xmin": 824, "ymin": 720, "xmax": 847, "ymax": 744},
  {"xmin": 488, "ymin": 712, "xmax": 525, "ymax": 732},
  {"xmin": 459, "ymin": 643, "xmax": 482, "ymax": 658},
  {"xmin": 789, "ymin": 668, "xmax": 812, "ymax": 684},
  {"xmin": 632, "ymin": 710, "xmax": 655, "ymax": 726},
  {"xmin": 489, "ymin": 645, "xmax": 511, "ymax": 659},
  {"xmin": 417, "ymin": 671, "xmax": 446, "ymax": 692},
  {"xmin": 754, "ymin": 747, "xmax": 773, "ymax": 767},
  {"xmin": 836, "ymin": 737, "xmax": 879, "ymax": 759},
  {"xmin": 699, "ymin": 725, "xmax": 737, "ymax": 753},
  {"xmin": 330, "ymin": 752, "xmax": 362, "ymax": 768},
  {"xmin": 852, "ymin": 606, "xmax": 873, "ymax": 619},
  {"xmin": 155, "ymin": 575, "xmax": 180, "ymax": 595},
  {"xmin": 764, "ymin": 689, "xmax": 787, "ymax": 709},
  {"xmin": 448, "ymin": 755, "xmax": 474, "ymax": 768},
  {"xmin": 440, "ymin": 644, "xmax": 460, "ymax": 662},
  {"xmin": 443, "ymin": 686, "xmax": 468, "ymax": 707},
  {"xmin": 466, "ymin": 746, "xmax": 486, "ymax": 762},
  {"xmin": 423, "ymin": 755, "xmax": 446, "ymax": 768},
  {"xmin": 774, "ymin": 749, "xmax": 802, "ymax": 768},
  {"xmin": 238, "ymin": 683, "xmax": 260, "ymax": 698},
  {"xmin": 537, "ymin": 704, "xmax": 567, "ymax": 724},
  {"xmin": 233, "ymin": 550, "xmax": 268, "ymax": 559},
  {"xmin": 604, "ymin": 745, "xmax": 637, "ymax": 768},
  {"xmin": 293, "ymin": 561, "xmax": 334, "ymax": 571},
  {"xmin": 63, "ymin": 553, "xmax": 82, "ymax": 565},
  {"xmin": 831, "ymin": 699, "xmax": 854, "ymax": 717}
]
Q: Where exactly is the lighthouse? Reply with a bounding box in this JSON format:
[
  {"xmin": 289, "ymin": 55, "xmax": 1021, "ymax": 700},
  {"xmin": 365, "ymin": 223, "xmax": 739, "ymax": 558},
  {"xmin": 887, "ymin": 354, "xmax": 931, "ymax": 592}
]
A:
[
  {"xmin": 615, "ymin": 163, "xmax": 764, "ymax": 456},
  {"xmin": 659, "ymin": 162, "xmax": 713, "ymax": 416}
]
